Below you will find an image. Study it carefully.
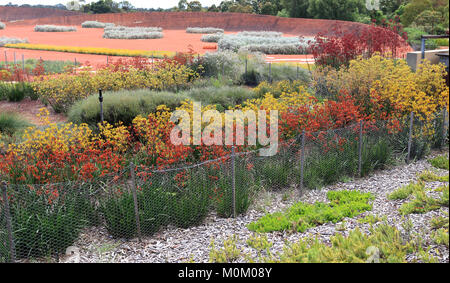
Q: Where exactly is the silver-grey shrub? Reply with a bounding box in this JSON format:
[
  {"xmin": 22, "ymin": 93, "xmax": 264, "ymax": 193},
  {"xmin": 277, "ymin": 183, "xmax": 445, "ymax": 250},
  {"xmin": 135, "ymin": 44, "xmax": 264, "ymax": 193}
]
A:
[
  {"xmin": 197, "ymin": 50, "xmax": 267, "ymax": 81},
  {"xmin": 0, "ymin": 22, "xmax": 5, "ymax": 30},
  {"xmin": 201, "ymin": 33, "xmax": 223, "ymax": 43},
  {"xmin": 236, "ymin": 31, "xmax": 283, "ymax": 37},
  {"xmin": 81, "ymin": 21, "xmax": 115, "ymax": 28},
  {"xmin": 0, "ymin": 36, "xmax": 28, "ymax": 47},
  {"xmin": 103, "ymin": 26, "xmax": 164, "ymax": 39},
  {"xmin": 186, "ymin": 27, "xmax": 224, "ymax": 34},
  {"xmin": 218, "ymin": 35, "xmax": 313, "ymax": 54},
  {"xmin": 34, "ymin": 25, "xmax": 77, "ymax": 32}
]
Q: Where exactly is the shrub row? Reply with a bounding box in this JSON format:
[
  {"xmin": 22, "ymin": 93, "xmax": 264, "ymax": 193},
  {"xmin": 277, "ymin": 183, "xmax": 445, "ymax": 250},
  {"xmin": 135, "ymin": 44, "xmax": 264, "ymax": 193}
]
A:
[
  {"xmin": 186, "ymin": 27, "xmax": 224, "ymax": 34},
  {"xmin": 68, "ymin": 86, "xmax": 258, "ymax": 126},
  {"xmin": 218, "ymin": 35, "xmax": 312, "ymax": 54},
  {"xmin": 81, "ymin": 21, "xmax": 115, "ymax": 28},
  {"xmin": 103, "ymin": 26, "xmax": 163, "ymax": 39},
  {"xmin": 34, "ymin": 25, "xmax": 77, "ymax": 32},
  {"xmin": 0, "ymin": 36, "xmax": 28, "ymax": 47},
  {"xmin": 236, "ymin": 31, "xmax": 283, "ymax": 37},
  {"xmin": 33, "ymin": 61, "xmax": 198, "ymax": 113}
]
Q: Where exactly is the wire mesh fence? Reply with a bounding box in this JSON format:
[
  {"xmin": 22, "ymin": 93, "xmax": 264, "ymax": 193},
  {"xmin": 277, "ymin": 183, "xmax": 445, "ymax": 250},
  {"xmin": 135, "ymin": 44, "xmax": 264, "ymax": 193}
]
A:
[{"xmin": 0, "ymin": 110, "xmax": 448, "ymax": 262}]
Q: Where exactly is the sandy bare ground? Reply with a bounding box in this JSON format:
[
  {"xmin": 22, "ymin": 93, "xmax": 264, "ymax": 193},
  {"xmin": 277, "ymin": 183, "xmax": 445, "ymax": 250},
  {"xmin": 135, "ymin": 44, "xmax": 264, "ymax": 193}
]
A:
[{"xmin": 0, "ymin": 98, "xmax": 66, "ymax": 126}]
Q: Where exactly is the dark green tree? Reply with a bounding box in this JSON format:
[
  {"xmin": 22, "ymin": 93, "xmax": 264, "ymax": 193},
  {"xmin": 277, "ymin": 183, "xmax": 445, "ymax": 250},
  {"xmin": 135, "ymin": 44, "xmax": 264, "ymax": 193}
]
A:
[
  {"xmin": 280, "ymin": 0, "xmax": 310, "ymax": 18},
  {"xmin": 307, "ymin": 0, "xmax": 364, "ymax": 21}
]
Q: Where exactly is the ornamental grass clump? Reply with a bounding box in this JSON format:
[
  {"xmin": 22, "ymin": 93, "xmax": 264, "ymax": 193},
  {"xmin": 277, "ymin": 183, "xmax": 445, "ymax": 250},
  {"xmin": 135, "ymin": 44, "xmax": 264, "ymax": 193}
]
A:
[
  {"xmin": 186, "ymin": 27, "xmax": 224, "ymax": 34},
  {"xmin": 81, "ymin": 21, "xmax": 114, "ymax": 28},
  {"xmin": 34, "ymin": 25, "xmax": 77, "ymax": 32},
  {"xmin": 201, "ymin": 33, "xmax": 223, "ymax": 43},
  {"xmin": 103, "ymin": 26, "xmax": 163, "ymax": 39}
]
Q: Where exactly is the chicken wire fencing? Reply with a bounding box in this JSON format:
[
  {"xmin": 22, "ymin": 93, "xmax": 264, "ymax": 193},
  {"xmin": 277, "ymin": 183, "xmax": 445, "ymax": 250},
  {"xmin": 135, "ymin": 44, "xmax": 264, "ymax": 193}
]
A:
[{"xmin": 1, "ymin": 110, "xmax": 448, "ymax": 262}]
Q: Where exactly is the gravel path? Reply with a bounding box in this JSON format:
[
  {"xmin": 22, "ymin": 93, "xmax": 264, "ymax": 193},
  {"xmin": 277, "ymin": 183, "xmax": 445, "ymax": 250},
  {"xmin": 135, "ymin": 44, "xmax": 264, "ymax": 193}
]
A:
[{"xmin": 69, "ymin": 151, "xmax": 449, "ymax": 263}]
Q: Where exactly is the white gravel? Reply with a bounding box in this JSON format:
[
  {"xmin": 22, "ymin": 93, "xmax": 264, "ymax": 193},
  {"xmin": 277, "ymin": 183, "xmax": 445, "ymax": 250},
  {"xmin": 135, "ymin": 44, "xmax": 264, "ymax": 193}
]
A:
[{"xmin": 64, "ymin": 151, "xmax": 449, "ymax": 263}]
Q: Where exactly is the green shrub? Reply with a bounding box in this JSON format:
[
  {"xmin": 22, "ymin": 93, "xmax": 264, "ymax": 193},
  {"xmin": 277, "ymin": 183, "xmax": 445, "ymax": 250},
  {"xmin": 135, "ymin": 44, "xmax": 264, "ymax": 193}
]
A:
[
  {"xmin": 185, "ymin": 86, "xmax": 258, "ymax": 111},
  {"xmin": 0, "ymin": 112, "xmax": 31, "ymax": 136},
  {"xmin": 240, "ymin": 70, "xmax": 262, "ymax": 86},
  {"xmin": 262, "ymin": 64, "xmax": 310, "ymax": 83},
  {"xmin": 398, "ymin": 185, "xmax": 448, "ymax": 215},
  {"xmin": 139, "ymin": 186, "xmax": 173, "ymax": 235},
  {"xmin": 387, "ymin": 182, "xmax": 424, "ymax": 200},
  {"xmin": 101, "ymin": 191, "xmax": 137, "ymax": 239},
  {"xmin": 0, "ymin": 82, "xmax": 36, "ymax": 102},
  {"xmin": 254, "ymin": 157, "xmax": 292, "ymax": 190},
  {"xmin": 361, "ymin": 138, "xmax": 392, "ymax": 176},
  {"xmin": 277, "ymin": 223, "xmax": 416, "ymax": 263},
  {"xmin": 169, "ymin": 175, "xmax": 210, "ymax": 228},
  {"xmin": 68, "ymin": 90, "xmax": 188, "ymax": 126},
  {"xmin": 429, "ymin": 155, "xmax": 449, "ymax": 170},
  {"xmin": 304, "ymin": 141, "xmax": 359, "ymax": 189},
  {"xmin": 68, "ymin": 86, "xmax": 259, "ymax": 126},
  {"xmin": 1, "ymin": 186, "xmax": 93, "ymax": 260},
  {"xmin": 215, "ymin": 165, "xmax": 252, "ymax": 218},
  {"xmin": 418, "ymin": 170, "xmax": 449, "ymax": 182},
  {"xmin": 248, "ymin": 190, "xmax": 373, "ymax": 233}
]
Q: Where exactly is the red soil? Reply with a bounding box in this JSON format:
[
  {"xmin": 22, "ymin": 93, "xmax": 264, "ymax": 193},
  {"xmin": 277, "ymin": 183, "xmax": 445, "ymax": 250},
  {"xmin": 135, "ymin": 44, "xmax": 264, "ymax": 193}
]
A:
[
  {"xmin": 0, "ymin": 98, "xmax": 66, "ymax": 126},
  {"xmin": 0, "ymin": 6, "xmax": 80, "ymax": 23},
  {"xmin": 0, "ymin": 10, "xmax": 410, "ymax": 65},
  {"xmin": 0, "ymin": 26, "xmax": 312, "ymax": 66}
]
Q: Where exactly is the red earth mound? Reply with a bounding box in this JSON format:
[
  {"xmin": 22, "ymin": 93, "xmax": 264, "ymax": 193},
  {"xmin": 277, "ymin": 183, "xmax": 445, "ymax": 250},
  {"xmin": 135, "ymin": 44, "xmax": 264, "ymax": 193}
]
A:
[
  {"xmin": 0, "ymin": 6, "xmax": 79, "ymax": 23},
  {"xmin": 6, "ymin": 11, "xmax": 369, "ymax": 36},
  {"xmin": 1, "ymin": 9, "xmax": 411, "ymax": 66}
]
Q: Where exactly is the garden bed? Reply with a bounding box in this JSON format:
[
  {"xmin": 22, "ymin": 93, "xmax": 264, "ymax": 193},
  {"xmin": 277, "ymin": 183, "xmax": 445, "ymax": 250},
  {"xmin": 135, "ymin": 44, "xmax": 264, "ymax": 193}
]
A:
[{"xmin": 25, "ymin": 150, "xmax": 448, "ymax": 263}]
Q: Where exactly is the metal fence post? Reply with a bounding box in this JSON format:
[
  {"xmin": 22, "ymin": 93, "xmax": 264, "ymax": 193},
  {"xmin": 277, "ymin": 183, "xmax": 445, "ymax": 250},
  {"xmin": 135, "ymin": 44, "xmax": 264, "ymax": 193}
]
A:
[
  {"xmin": 299, "ymin": 130, "xmax": 306, "ymax": 197},
  {"xmin": 106, "ymin": 56, "xmax": 109, "ymax": 65},
  {"xmin": 129, "ymin": 163, "xmax": 142, "ymax": 241},
  {"xmin": 2, "ymin": 182, "xmax": 16, "ymax": 263},
  {"xmin": 296, "ymin": 64, "xmax": 299, "ymax": 80},
  {"xmin": 269, "ymin": 63, "xmax": 272, "ymax": 83},
  {"xmin": 443, "ymin": 108, "xmax": 448, "ymax": 148},
  {"xmin": 358, "ymin": 120, "xmax": 363, "ymax": 177},
  {"xmin": 74, "ymin": 57, "xmax": 77, "ymax": 66},
  {"xmin": 98, "ymin": 89, "xmax": 104, "ymax": 124},
  {"xmin": 22, "ymin": 54, "xmax": 24, "ymax": 71},
  {"xmin": 231, "ymin": 146, "xmax": 236, "ymax": 218},
  {"xmin": 13, "ymin": 52, "xmax": 16, "ymax": 65},
  {"xmin": 407, "ymin": 111, "xmax": 414, "ymax": 163},
  {"xmin": 4, "ymin": 51, "xmax": 6, "ymax": 63},
  {"xmin": 245, "ymin": 58, "xmax": 248, "ymax": 75}
]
